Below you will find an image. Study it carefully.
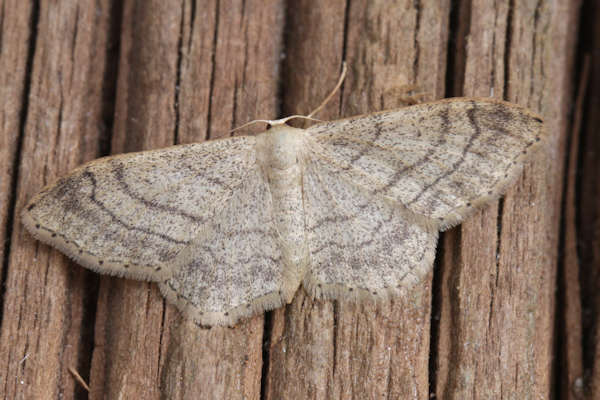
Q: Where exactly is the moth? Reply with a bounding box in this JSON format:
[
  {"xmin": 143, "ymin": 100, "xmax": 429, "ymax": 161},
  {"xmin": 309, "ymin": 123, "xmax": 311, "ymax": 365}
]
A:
[{"xmin": 22, "ymin": 97, "xmax": 544, "ymax": 326}]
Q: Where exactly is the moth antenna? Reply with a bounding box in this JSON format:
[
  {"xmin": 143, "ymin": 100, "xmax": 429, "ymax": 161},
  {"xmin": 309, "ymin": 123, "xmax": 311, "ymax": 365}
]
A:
[
  {"xmin": 230, "ymin": 119, "xmax": 272, "ymax": 133},
  {"xmin": 307, "ymin": 62, "xmax": 347, "ymax": 118},
  {"xmin": 231, "ymin": 62, "xmax": 346, "ymax": 133}
]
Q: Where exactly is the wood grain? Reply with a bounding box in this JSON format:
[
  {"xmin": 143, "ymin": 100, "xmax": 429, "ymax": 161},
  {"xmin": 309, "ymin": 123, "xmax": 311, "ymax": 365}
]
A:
[
  {"xmin": 0, "ymin": 0, "xmax": 33, "ymax": 276},
  {"xmin": 266, "ymin": 2, "xmax": 448, "ymax": 399},
  {"xmin": 434, "ymin": 1, "xmax": 579, "ymax": 398},
  {"xmin": 89, "ymin": 1, "xmax": 284, "ymax": 399},
  {"xmin": 0, "ymin": 1, "xmax": 586, "ymax": 399},
  {"xmin": 0, "ymin": 1, "xmax": 116, "ymax": 398},
  {"xmin": 580, "ymin": 2, "xmax": 600, "ymax": 398}
]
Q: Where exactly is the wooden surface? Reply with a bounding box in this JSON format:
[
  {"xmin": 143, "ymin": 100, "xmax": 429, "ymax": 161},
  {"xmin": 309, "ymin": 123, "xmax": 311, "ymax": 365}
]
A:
[
  {"xmin": 0, "ymin": 1, "xmax": 592, "ymax": 399},
  {"xmin": 575, "ymin": 1, "xmax": 600, "ymax": 398}
]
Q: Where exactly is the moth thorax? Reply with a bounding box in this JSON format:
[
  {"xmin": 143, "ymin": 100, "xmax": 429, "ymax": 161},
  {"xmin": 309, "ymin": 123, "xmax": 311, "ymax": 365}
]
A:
[{"xmin": 256, "ymin": 125, "xmax": 306, "ymax": 170}]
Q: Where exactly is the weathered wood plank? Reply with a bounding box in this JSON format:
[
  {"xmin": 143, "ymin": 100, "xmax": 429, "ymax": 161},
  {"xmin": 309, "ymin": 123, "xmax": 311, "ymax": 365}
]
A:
[
  {"xmin": 580, "ymin": 2, "xmax": 600, "ymax": 398},
  {"xmin": 88, "ymin": 1, "xmax": 284, "ymax": 399},
  {"xmin": 266, "ymin": 1, "xmax": 449, "ymax": 399},
  {"xmin": 435, "ymin": 1, "xmax": 578, "ymax": 398},
  {"xmin": 159, "ymin": 1, "xmax": 285, "ymax": 399},
  {"xmin": 0, "ymin": 0, "xmax": 33, "ymax": 275},
  {"xmin": 559, "ymin": 53, "xmax": 588, "ymax": 400},
  {"xmin": 0, "ymin": 1, "xmax": 116, "ymax": 398},
  {"xmin": 88, "ymin": 2, "xmax": 182, "ymax": 397}
]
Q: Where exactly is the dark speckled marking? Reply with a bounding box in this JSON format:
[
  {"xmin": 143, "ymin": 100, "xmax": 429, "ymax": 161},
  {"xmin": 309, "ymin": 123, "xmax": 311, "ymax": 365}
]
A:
[
  {"xmin": 407, "ymin": 102, "xmax": 481, "ymax": 206},
  {"xmin": 83, "ymin": 170, "xmax": 188, "ymax": 245},
  {"xmin": 376, "ymin": 104, "xmax": 451, "ymax": 194},
  {"xmin": 340, "ymin": 115, "xmax": 385, "ymax": 171},
  {"xmin": 112, "ymin": 161, "xmax": 207, "ymax": 224},
  {"xmin": 482, "ymin": 103, "xmax": 534, "ymax": 143}
]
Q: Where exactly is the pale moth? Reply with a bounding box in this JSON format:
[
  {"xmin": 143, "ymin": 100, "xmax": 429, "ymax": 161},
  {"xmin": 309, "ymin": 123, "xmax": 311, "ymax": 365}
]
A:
[{"xmin": 22, "ymin": 69, "xmax": 544, "ymax": 326}]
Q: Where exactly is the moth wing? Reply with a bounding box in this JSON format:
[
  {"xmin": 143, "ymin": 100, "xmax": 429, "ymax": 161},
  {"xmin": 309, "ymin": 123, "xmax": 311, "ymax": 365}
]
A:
[
  {"xmin": 301, "ymin": 148, "xmax": 438, "ymax": 300},
  {"xmin": 22, "ymin": 136, "xmax": 256, "ymax": 281},
  {"xmin": 305, "ymin": 98, "xmax": 544, "ymax": 229},
  {"xmin": 159, "ymin": 164, "xmax": 297, "ymax": 327}
]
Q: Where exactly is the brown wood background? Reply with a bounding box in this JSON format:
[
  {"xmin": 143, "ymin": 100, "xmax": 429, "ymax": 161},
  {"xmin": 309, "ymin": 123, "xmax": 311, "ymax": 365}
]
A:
[{"xmin": 0, "ymin": 0, "xmax": 596, "ymax": 399}]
